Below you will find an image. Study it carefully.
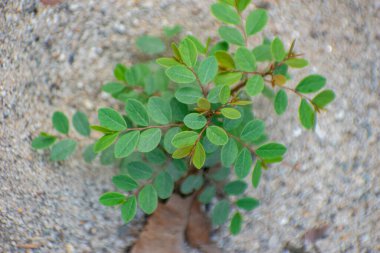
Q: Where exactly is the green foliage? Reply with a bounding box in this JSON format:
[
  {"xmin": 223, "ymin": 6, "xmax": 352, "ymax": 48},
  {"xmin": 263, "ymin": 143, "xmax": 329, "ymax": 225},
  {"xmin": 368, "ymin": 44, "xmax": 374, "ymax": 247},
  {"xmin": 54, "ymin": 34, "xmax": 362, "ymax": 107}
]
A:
[
  {"xmin": 218, "ymin": 26, "xmax": 245, "ymax": 46},
  {"xmin": 234, "ymin": 148, "xmax": 253, "ymax": 179},
  {"xmin": 138, "ymin": 184, "xmax": 158, "ymax": 214},
  {"xmin": 98, "ymin": 108, "xmax": 127, "ymax": 131},
  {"xmin": 136, "ymin": 35, "xmax": 166, "ymax": 55},
  {"xmin": 121, "ymin": 196, "xmax": 137, "ymax": 223},
  {"xmin": 99, "ymin": 192, "xmax": 126, "ymax": 206},
  {"xmin": 32, "ymin": 0, "xmax": 335, "ymax": 236},
  {"xmin": 211, "ymin": 3, "xmax": 240, "ymax": 25},
  {"xmin": 114, "ymin": 131, "xmax": 140, "ymax": 158},
  {"xmin": 32, "ymin": 134, "xmax": 56, "ymax": 149},
  {"xmin": 230, "ymin": 212, "xmax": 243, "ymax": 235},
  {"xmin": 274, "ymin": 89, "xmax": 288, "ymax": 115},
  {"xmin": 72, "ymin": 111, "xmax": 90, "ymax": 136},
  {"xmin": 212, "ymin": 200, "xmax": 230, "ymax": 226},
  {"xmin": 246, "ymin": 9, "xmax": 268, "ymax": 36},
  {"xmin": 50, "ymin": 139, "xmax": 77, "ymax": 161},
  {"xmin": 197, "ymin": 56, "xmax": 218, "ymax": 84},
  {"xmin": 52, "ymin": 111, "xmax": 69, "ymax": 134}
]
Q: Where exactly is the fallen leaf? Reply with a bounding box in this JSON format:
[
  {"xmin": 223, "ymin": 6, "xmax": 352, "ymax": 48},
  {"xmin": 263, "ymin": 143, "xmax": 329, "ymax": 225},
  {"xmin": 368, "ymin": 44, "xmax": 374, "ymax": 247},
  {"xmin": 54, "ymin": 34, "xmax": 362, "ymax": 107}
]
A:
[
  {"xmin": 40, "ymin": 0, "xmax": 63, "ymax": 6},
  {"xmin": 16, "ymin": 243, "xmax": 40, "ymax": 249},
  {"xmin": 303, "ymin": 224, "xmax": 329, "ymax": 243},
  {"xmin": 131, "ymin": 194, "xmax": 194, "ymax": 253},
  {"xmin": 186, "ymin": 200, "xmax": 221, "ymax": 253}
]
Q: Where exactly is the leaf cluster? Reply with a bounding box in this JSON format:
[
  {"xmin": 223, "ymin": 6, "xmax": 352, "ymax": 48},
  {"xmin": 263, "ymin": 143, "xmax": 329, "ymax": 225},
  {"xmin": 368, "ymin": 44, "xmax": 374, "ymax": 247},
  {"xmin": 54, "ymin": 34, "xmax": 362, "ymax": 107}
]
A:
[{"xmin": 32, "ymin": 0, "xmax": 335, "ymax": 235}]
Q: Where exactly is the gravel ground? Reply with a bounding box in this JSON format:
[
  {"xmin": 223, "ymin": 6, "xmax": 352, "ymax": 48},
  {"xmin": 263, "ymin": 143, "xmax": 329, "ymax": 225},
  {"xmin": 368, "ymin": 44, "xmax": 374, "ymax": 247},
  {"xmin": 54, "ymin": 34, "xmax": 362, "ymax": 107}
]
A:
[{"xmin": 1, "ymin": 0, "xmax": 379, "ymax": 252}]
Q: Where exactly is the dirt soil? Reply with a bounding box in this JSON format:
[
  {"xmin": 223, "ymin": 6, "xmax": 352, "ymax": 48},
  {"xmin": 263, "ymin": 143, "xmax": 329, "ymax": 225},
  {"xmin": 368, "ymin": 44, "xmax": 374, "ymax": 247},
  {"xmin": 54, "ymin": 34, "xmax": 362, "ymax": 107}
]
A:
[{"xmin": 1, "ymin": 0, "xmax": 379, "ymax": 252}]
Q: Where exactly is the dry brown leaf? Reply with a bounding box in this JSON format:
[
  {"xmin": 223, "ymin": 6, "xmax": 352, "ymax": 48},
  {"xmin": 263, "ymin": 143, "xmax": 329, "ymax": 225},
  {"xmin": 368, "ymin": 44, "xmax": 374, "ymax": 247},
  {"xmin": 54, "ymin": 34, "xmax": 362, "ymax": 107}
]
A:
[
  {"xmin": 40, "ymin": 0, "xmax": 63, "ymax": 6},
  {"xmin": 131, "ymin": 194, "xmax": 194, "ymax": 253},
  {"xmin": 186, "ymin": 200, "xmax": 221, "ymax": 253},
  {"xmin": 303, "ymin": 224, "xmax": 329, "ymax": 244}
]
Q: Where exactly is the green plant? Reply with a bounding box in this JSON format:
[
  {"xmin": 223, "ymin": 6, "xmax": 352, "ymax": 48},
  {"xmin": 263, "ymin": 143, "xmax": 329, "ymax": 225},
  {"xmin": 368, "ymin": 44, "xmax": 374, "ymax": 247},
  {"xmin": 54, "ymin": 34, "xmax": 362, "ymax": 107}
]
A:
[{"xmin": 32, "ymin": 1, "xmax": 335, "ymax": 235}]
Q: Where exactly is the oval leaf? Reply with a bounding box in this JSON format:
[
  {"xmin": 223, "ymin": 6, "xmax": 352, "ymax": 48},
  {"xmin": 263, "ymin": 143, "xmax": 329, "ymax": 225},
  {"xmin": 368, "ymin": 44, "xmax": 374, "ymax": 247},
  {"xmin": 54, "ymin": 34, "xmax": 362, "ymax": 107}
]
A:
[
  {"xmin": 138, "ymin": 184, "xmax": 158, "ymax": 214},
  {"xmin": 52, "ymin": 111, "xmax": 69, "ymax": 134},
  {"xmin": 206, "ymin": 126, "xmax": 228, "ymax": 146}
]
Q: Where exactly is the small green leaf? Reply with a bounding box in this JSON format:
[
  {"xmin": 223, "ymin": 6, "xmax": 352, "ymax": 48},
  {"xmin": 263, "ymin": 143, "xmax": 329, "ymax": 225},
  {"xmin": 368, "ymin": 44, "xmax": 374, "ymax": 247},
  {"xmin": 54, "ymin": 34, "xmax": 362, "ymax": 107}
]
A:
[
  {"xmin": 285, "ymin": 58, "xmax": 309, "ymax": 68},
  {"xmin": 234, "ymin": 47, "xmax": 256, "ymax": 72},
  {"xmin": 163, "ymin": 127, "xmax": 181, "ymax": 154},
  {"xmin": 136, "ymin": 35, "xmax": 165, "ymax": 55},
  {"xmin": 296, "ymin": 75, "xmax": 326, "ymax": 94},
  {"xmin": 98, "ymin": 108, "xmax": 127, "ymax": 131},
  {"xmin": 99, "ymin": 192, "xmax": 126, "ymax": 206},
  {"xmin": 90, "ymin": 125, "xmax": 115, "ymax": 134},
  {"xmin": 50, "ymin": 139, "xmax": 77, "ymax": 161},
  {"xmin": 240, "ymin": 119, "xmax": 265, "ymax": 141},
  {"xmin": 192, "ymin": 142, "xmax": 206, "ymax": 169},
  {"xmin": 252, "ymin": 44, "xmax": 272, "ymax": 62},
  {"xmin": 221, "ymin": 108, "xmax": 241, "ymax": 119},
  {"xmin": 252, "ymin": 161, "xmax": 262, "ymax": 188},
  {"xmin": 137, "ymin": 128, "xmax": 162, "ymax": 153},
  {"xmin": 246, "ymin": 9, "xmax": 268, "ymax": 36},
  {"xmin": 197, "ymin": 98, "xmax": 211, "ymax": 110},
  {"xmin": 179, "ymin": 38, "xmax": 198, "ymax": 67},
  {"xmin": 197, "ymin": 56, "xmax": 218, "ymax": 84},
  {"xmin": 112, "ymin": 175, "xmax": 139, "ymax": 192},
  {"xmin": 221, "ymin": 138, "xmax": 238, "ymax": 167},
  {"xmin": 114, "ymin": 131, "xmax": 140, "ymax": 158},
  {"xmin": 206, "ymin": 126, "xmax": 228, "ymax": 146},
  {"xmin": 82, "ymin": 144, "xmax": 97, "ymax": 163},
  {"xmin": 312, "ymin": 89, "xmax": 335, "ymax": 108},
  {"xmin": 256, "ymin": 142, "xmax": 287, "ymax": 159},
  {"xmin": 230, "ymin": 212, "xmax": 243, "ymax": 235},
  {"xmin": 218, "ymin": 26, "xmax": 245, "ymax": 46},
  {"xmin": 184, "ymin": 113, "xmax": 207, "ymax": 130},
  {"xmin": 224, "ymin": 180, "xmax": 247, "ymax": 195},
  {"xmin": 100, "ymin": 145, "xmax": 116, "ymax": 166},
  {"xmin": 299, "ymin": 99, "xmax": 315, "ymax": 129},
  {"xmin": 175, "ymin": 87, "xmax": 203, "ymax": 104},
  {"xmin": 147, "ymin": 97, "xmax": 172, "ymax": 125},
  {"xmin": 172, "ymin": 146, "xmax": 193, "ymax": 159},
  {"xmin": 211, "ymin": 3, "xmax": 240, "ymax": 25},
  {"xmin": 274, "ymin": 89, "xmax": 288, "ymax": 115},
  {"xmin": 215, "ymin": 72, "xmax": 242, "ymax": 86},
  {"xmin": 198, "ymin": 185, "xmax": 216, "ymax": 204},
  {"xmin": 102, "ymin": 82, "xmax": 125, "ymax": 95},
  {"xmin": 52, "ymin": 111, "xmax": 69, "ymax": 134},
  {"xmin": 180, "ymin": 174, "xmax": 204, "ymax": 194},
  {"xmin": 153, "ymin": 171, "xmax": 174, "ymax": 199},
  {"xmin": 146, "ymin": 148, "xmax": 167, "ymax": 165},
  {"xmin": 94, "ymin": 133, "xmax": 119, "ymax": 153},
  {"xmin": 215, "ymin": 51, "xmax": 235, "ymax": 69},
  {"xmin": 234, "ymin": 148, "xmax": 252, "ymax": 179},
  {"xmin": 236, "ymin": 197, "xmax": 260, "ymax": 211},
  {"xmin": 114, "ymin": 64, "xmax": 127, "ymax": 82},
  {"xmin": 72, "ymin": 111, "xmax": 90, "ymax": 136},
  {"xmin": 138, "ymin": 184, "xmax": 158, "ymax": 214},
  {"xmin": 32, "ymin": 135, "xmax": 56, "ymax": 149},
  {"xmin": 271, "ymin": 37, "xmax": 286, "ymax": 62},
  {"xmin": 187, "ymin": 35, "xmax": 206, "ymax": 54},
  {"xmin": 236, "ymin": 0, "xmax": 251, "ymax": 12},
  {"xmin": 121, "ymin": 196, "xmax": 137, "ymax": 223},
  {"xmin": 212, "ymin": 200, "xmax": 230, "ymax": 226},
  {"xmin": 219, "ymin": 85, "xmax": 230, "ymax": 104},
  {"xmin": 163, "ymin": 25, "xmax": 182, "ymax": 38},
  {"xmin": 126, "ymin": 161, "xmax": 153, "ymax": 180},
  {"xmin": 172, "ymin": 131, "xmax": 198, "ymax": 148},
  {"xmin": 125, "ymin": 99, "xmax": 149, "ymax": 126},
  {"xmin": 246, "ymin": 75, "xmax": 264, "ymax": 96},
  {"xmin": 210, "ymin": 167, "xmax": 230, "ymax": 181},
  {"xmin": 156, "ymin": 57, "xmax": 180, "ymax": 67}
]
